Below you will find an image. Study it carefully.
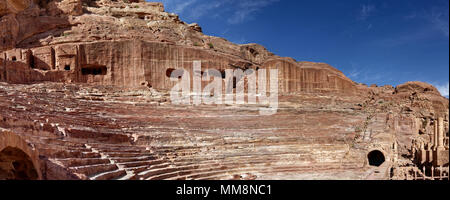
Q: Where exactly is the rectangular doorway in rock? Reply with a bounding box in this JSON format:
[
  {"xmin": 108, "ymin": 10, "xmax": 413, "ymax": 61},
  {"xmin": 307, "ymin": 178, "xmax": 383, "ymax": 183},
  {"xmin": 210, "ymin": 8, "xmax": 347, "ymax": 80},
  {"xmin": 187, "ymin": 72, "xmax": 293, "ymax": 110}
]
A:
[{"xmin": 81, "ymin": 65, "xmax": 107, "ymax": 75}]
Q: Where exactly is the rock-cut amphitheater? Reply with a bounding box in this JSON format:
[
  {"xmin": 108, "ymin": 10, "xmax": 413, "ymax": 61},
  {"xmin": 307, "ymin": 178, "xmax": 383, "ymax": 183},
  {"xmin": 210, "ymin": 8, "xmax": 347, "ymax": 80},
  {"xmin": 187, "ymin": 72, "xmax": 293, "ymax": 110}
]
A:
[{"xmin": 0, "ymin": 0, "xmax": 449, "ymax": 180}]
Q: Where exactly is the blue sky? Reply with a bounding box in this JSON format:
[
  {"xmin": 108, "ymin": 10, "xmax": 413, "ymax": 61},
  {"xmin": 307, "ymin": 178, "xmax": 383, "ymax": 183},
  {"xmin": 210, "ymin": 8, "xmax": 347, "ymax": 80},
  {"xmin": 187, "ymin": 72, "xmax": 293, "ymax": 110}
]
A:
[{"xmin": 152, "ymin": 0, "xmax": 449, "ymax": 97}]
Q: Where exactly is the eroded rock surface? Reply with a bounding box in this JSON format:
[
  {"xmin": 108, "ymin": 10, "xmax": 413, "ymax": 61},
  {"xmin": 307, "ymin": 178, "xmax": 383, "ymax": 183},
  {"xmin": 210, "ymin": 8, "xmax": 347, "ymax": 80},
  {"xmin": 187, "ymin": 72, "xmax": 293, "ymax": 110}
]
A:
[{"xmin": 0, "ymin": 0, "xmax": 449, "ymax": 180}]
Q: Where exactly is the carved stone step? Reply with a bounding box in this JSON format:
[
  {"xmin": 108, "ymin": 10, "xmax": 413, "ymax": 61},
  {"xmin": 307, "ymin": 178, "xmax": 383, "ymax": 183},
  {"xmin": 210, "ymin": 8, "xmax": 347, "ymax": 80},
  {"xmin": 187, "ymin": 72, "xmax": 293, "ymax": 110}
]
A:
[
  {"xmin": 55, "ymin": 158, "xmax": 111, "ymax": 167},
  {"xmin": 70, "ymin": 164, "xmax": 118, "ymax": 177},
  {"xmin": 90, "ymin": 169, "xmax": 128, "ymax": 180}
]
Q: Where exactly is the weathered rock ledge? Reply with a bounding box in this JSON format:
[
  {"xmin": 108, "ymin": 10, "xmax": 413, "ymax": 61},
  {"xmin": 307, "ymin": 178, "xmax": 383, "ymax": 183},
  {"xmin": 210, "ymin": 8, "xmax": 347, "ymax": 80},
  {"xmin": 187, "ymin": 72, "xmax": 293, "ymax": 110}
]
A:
[{"xmin": 0, "ymin": 0, "xmax": 448, "ymax": 180}]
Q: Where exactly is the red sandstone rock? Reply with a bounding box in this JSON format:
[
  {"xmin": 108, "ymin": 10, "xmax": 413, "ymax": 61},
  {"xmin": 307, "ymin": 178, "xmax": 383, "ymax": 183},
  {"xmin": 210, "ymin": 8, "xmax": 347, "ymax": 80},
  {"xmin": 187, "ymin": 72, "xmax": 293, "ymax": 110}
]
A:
[
  {"xmin": 396, "ymin": 81, "xmax": 441, "ymax": 96},
  {"xmin": 0, "ymin": 0, "xmax": 448, "ymax": 180},
  {"xmin": 0, "ymin": 0, "xmax": 359, "ymax": 94}
]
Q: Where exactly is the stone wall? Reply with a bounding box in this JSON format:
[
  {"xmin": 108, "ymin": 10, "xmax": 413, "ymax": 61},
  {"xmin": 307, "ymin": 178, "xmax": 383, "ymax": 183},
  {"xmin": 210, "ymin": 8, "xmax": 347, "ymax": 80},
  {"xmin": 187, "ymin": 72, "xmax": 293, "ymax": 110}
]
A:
[
  {"xmin": 0, "ymin": 130, "xmax": 43, "ymax": 180},
  {"xmin": 263, "ymin": 59, "xmax": 356, "ymax": 94},
  {"xmin": 1, "ymin": 40, "xmax": 357, "ymax": 94}
]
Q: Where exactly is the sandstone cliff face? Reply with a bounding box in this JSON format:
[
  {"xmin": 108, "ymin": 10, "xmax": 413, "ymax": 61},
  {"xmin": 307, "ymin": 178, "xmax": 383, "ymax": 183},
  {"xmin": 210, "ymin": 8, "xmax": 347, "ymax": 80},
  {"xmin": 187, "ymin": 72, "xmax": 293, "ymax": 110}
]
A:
[
  {"xmin": 0, "ymin": 0, "xmax": 357, "ymax": 94},
  {"xmin": 0, "ymin": 0, "xmax": 448, "ymax": 180}
]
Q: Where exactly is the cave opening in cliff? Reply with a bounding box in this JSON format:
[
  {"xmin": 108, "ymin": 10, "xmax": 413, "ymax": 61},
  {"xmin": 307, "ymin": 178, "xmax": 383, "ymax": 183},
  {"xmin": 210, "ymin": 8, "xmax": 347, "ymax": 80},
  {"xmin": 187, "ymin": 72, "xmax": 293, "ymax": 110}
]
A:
[
  {"xmin": 166, "ymin": 68, "xmax": 184, "ymax": 79},
  {"xmin": 166, "ymin": 68, "xmax": 175, "ymax": 78},
  {"xmin": 81, "ymin": 65, "xmax": 107, "ymax": 75},
  {"xmin": 29, "ymin": 55, "xmax": 35, "ymax": 69},
  {"xmin": 0, "ymin": 147, "xmax": 38, "ymax": 180},
  {"xmin": 368, "ymin": 150, "xmax": 385, "ymax": 167},
  {"xmin": 11, "ymin": 56, "xmax": 16, "ymax": 62},
  {"xmin": 220, "ymin": 69, "xmax": 226, "ymax": 79},
  {"xmin": 64, "ymin": 65, "xmax": 71, "ymax": 71}
]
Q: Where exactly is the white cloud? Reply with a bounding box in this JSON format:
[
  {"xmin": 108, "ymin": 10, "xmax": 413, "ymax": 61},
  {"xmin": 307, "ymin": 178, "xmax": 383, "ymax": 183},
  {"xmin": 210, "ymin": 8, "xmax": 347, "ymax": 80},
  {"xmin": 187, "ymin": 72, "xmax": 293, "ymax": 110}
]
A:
[
  {"xmin": 373, "ymin": 28, "xmax": 431, "ymax": 47},
  {"xmin": 430, "ymin": 8, "xmax": 449, "ymax": 38},
  {"xmin": 345, "ymin": 62, "xmax": 393, "ymax": 85},
  {"xmin": 435, "ymin": 82, "xmax": 449, "ymax": 97},
  {"xmin": 358, "ymin": 4, "xmax": 376, "ymax": 21},
  {"xmin": 404, "ymin": 12, "xmax": 417, "ymax": 20},
  {"xmin": 228, "ymin": 0, "xmax": 280, "ymax": 24},
  {"xmin": 173, "ymin": 0, "xmax": 197, "ymax": 14},
  {"xmin": 157, "ymin": 0, "xmax": 195, "ymax": 14},
  {"xmin": 157, "ymin": 0, "xmax": 279, "ymax": 24},
  {"xmin": 402, "ymin": 3, "xmax": 449, "ymax": 39},
  {"xmin": 188, "ymin": 1, "xmax": 227, "ymax": 20},
  {"xmin": 373, "ymin": 4, "xmax": 449, "ymax": 48}
]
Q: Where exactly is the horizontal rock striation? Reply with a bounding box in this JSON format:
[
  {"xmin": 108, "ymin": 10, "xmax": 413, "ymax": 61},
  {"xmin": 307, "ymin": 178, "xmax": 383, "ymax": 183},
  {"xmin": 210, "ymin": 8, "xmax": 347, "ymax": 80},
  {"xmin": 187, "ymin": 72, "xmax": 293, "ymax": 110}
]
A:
[
  {"xmin": 0, "ymin": 83, "xmax": 371, "ymax": 180},
  {"xmin": 0, "ymin": 0, "xmax": 448, "ymax": 180},
  {"xmin": 1, "ymin": 0, "xmax": 356, "ymax": 94}
]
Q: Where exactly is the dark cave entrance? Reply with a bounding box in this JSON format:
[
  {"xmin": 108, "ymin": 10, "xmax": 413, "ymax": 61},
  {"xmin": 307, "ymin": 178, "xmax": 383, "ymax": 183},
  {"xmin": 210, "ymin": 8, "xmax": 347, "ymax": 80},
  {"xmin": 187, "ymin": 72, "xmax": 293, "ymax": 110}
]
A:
[
  {"xmin": 81, "ymin": 65, "xmax": 107, "ymax": 75},
  {"xmin": 368, "ymin": 150, "xmax": 385, "ymax": 167},
  {"xmin": 0, "ymin": 147, "xmax": 38, "ymax": 180}
]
